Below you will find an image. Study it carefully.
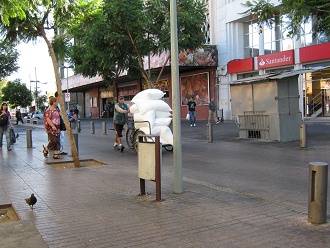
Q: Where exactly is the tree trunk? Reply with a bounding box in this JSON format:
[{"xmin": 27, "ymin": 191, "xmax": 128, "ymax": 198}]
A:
[{"xmin": 39, "ymin": 27, "xmax": 80, "ymax": 168}]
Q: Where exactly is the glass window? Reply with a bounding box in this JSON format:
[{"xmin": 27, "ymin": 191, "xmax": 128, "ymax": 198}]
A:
[{"xmin": 244, "ymin": 15, "xmax": 294, "ymax": 58}]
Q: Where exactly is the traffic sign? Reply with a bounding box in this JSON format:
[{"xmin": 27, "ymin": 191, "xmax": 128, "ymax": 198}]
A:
[{"xmin": 65, "ymin": 93, "xmax": 71, "ymax": 102}]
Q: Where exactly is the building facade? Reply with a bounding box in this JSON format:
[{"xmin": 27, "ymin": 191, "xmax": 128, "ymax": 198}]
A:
[
  {"xmin": 212, "ymin": 0, "xmax": 330, "ymax": 120},
  {"xmin": 63, "ymin": 0, "xmax": 330, "ymax": 120}
]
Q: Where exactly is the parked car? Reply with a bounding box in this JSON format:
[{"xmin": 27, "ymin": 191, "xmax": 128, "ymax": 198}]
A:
[
  {"xmin": 32, "ymin": 110, "xmax": 44, "ymax": 120},
  {"xmin": 24, "ymin": 110, "xmax": 44, "ymax": 120}
]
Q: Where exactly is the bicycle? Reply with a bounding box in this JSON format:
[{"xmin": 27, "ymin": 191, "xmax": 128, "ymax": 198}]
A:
[{"xmin": 126, "ymin": 121, "xmax": 173, "ymax": 153}]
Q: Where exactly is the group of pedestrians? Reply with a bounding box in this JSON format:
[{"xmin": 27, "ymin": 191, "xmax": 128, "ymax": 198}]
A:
[
  {"xmin": 1, "ymin": 94, "xmax": 221, "ymax": 154},
  {"xmin": 187, "ymin": 96, "xmax": 220, "ymax": 127}
]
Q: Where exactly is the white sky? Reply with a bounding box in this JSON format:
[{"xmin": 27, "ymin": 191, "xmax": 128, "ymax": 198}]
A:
[{"xmin": 8, "ymin": 37, "xmax": 57, "ymax": 95}]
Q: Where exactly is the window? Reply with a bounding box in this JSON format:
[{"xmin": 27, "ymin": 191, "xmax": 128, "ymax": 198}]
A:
[
  {"xmin": 244, "ymin": 15, "xmax": 294, "ymax": 58},
  {"xmin": 301, "ymin": 16, "xmax": 330, "ymax": 47},
  {"xmin": 90, "ymin": 97, "xmax": 97, "ymax": 107}
]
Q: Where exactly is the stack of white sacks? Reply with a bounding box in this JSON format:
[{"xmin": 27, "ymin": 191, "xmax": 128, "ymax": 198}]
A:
[{"xmin": 129, "ymin": 89, "xmax": 173, "ymax": 146}]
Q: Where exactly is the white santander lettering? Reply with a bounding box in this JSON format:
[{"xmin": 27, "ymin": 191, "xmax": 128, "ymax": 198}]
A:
[{"xmin": 265, "ymin": 55, "xmax": 291, "ymax": 65}]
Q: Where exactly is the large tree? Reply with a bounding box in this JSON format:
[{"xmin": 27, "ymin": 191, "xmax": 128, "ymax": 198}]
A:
[
  {"xmin": 0, "ymin": 40, "xmax": 19, "ymax": 79},
  {"xmin": 0, "ymin": 0, "xmax": 34, "ymax": 26},
  {"xmin": 241, "ymin": 0, "xmax": 330, "ymax": 38},
  {"xmin": 0, "ymin": 0, "xmax": 100, "ymax": 167},
  {"xmin": 69, "ymin": 0, "xmax": 207, "ymax": 89},
  {"xmin": 2, "ymin": 79, "xmax": 33, "ymax": 108}
]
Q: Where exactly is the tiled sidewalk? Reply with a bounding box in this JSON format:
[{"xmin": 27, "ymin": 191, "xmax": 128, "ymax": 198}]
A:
[{"xmin": 0, "ymin": 120, "xmax": 329, "ymax": 247}]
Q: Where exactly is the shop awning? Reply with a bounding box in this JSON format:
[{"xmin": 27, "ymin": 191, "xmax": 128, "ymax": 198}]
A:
[{"xmin": 231, "ymin": 66, "xmax": 330, "ymax": 85}]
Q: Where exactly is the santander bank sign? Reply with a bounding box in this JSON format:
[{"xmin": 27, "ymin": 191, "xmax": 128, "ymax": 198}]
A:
[{"xmin": 257, "ymin": 50, "xmax": 294, "ymax": 69}]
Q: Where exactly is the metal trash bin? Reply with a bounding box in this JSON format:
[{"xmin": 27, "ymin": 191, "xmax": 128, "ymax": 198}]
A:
[{"xmin": 138, "ymin": 135, "xmax": 162, "ymax": 201}]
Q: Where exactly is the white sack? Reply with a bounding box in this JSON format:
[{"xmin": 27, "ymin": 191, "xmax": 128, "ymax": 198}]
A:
[
  {"xmin": 132, "ymin": 89, "xmax": 165, "ymax": 102},
  {"xmin": 133, "ymin": 110, "xmax": 155, "ymax": 132},
  {"xmin": 139, "ymin": 126, "xmax": 173, "ymax": 145},
  {"xmin": 134, "ymin": 99, "xmax": 172, "ymax": 115},
  {"xmin": 155, "ymin": 111, "xmax": 172, "ymax": 118},
  {"xmin": 151, "ymin": 126, "xmax": 173, "ymax": 145},
  {"xmin": 129, "ymin": 104, "xmax": 139, "ymax": 114},
  {"xmin": 154, "ymin": 118, "xmax": 172, "ymax": 127}
]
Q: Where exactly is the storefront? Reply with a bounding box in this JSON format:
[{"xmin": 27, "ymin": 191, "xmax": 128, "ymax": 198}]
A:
[{"xmin": 227, "ymin": 42, "xmax": 330, "ymax": 119}]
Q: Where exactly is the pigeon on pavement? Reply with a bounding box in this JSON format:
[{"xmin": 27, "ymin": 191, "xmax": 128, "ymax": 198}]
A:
[{"xmin": 25, "ymin": 193, "xmax": 37, "ymax": 209}]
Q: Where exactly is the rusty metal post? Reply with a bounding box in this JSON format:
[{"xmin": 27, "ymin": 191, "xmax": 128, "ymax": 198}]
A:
[
  {"xmin": 155, "ymin": 136, "xmax": 161, "ymax": 201},
  {"xmin": 140, "ymin": 178, "xmax": 146, "ymax": 195}
]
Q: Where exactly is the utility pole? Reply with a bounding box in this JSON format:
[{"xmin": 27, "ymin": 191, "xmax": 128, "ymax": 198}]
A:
[{"xmin": 170, "ymin": 0, "xmax": 183, "ymax": 194}]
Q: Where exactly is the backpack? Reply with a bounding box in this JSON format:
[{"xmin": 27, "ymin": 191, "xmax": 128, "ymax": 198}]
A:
[{"xmin": 0, "ymin": 113, "xmax": 8, "ymax": 126}]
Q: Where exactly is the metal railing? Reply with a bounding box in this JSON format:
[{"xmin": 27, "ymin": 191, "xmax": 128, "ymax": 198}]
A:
[
  {"xmin": 309, "ymin": 91, "xmax": 322, "ymax": 117},
  {"xmin": 238, "ymin": 111, "xmax": 270, "ymax": 140}
]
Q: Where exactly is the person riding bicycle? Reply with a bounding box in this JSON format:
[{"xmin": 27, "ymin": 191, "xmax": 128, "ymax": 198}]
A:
[{"xmin": 113, "ymin": 95, "xmax": 130, "ymax": 152}]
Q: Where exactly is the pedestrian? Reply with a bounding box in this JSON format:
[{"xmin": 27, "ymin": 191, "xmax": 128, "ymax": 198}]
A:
[
  {"xmin": 208, "ymin": 97, "xmax": 220, "ymax": 125},
  {"xmin": 68, "ymin": 109, "xmax": 78, "ymax": 128},
  {"xmin": 0, "ymin": 102, "xmax": 14, "ymax": 151},
  {"xmin": 42, "ymin": 96, "xmax": 62, "ymax": 159},
  {"xmin": 15, "ymin": 109, "xmax": 24, "ymax": 125},
  {"xmin": 54, "ymin": 92, "xmax": 68, "ymax": 155},
  {"xmin": 113, "ymin": 95, "xmax": 130, "ymax": 152},
  {"xmin": 187, "ymin": 96, "xmax": 197, "ymax": 127}
]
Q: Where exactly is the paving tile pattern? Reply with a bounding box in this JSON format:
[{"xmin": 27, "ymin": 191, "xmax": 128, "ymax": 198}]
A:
[{"xmin": 0, "ymin": 119, "xmax": 329, "ymax": 247}]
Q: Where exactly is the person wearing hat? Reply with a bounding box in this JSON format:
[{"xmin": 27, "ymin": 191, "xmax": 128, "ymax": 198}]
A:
[{"xmin": 113, "ymin": 95, "xmax": 130, "ymax": 152}]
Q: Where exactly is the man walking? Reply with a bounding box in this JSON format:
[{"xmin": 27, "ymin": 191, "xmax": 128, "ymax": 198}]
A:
[
  {"xmin": 113, "ymin": 95, "xmax": 130, "ymax": 152},
  {"xmin": 15, "ymin": 109, "xmax": 24, "ymax": 125},
  {"xmin": 208, "ymin": 97, "xmax": 220, "ymax": 125},
  {"xmin": 187, "ymin": 96, "xmax": 197, "ymax": 127}
]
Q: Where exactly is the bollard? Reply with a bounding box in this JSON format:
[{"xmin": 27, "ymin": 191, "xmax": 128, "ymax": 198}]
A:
[
  {"xmin": 71, "ymin": 133, "xmax": 79, "ymax": 156},
  {"xmin": 10, "ymin": 130, "xmax": 14, "ymax": 145},
  {"xmin": 207, "ymin": 123, "xmax": 213, "ymax": 143},
  {"xmin": 300, "ymin": 123, "xmax": 307, "ymax": 148},
  {"xmin": 76, "ymin": 120, "xmax": 81, "ymax": 133},
  {"xmin": 102, "ymin": 121, "xmax": 107, "ymax": 135},
  {"xmin": 308, "ymin": 162, "xmax": 328, "ymax": 224},
  {"xmin": 26, "ymin": 129, "xmax": 32, "ymax": 148},
  {"xmin": 90, "ymin": 121, "xmax": 94, "ymax": 134}
]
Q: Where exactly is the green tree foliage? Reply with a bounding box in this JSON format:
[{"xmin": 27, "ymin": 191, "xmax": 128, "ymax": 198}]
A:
[
  {"xmin": 0, "ymin": 0, "xmax": 97, "ymax": 167},
  {"xmin": 0, "ymin": 0, "xmax": 35, "ymax": 26},
  {"xmin": 241, "ymin": 0, "xmax": 330, "ymax": 38},
  {"xmin": 0, "ymin": 40, "xmax": 19, "ymax": 79},
  {"xmin": 69, "ymin": 0, "xmax": 207, "ymax": 88},
  {"xmin": 2, "ymin": 79, "xmax": 33, "ymax": 108},
  {"xmin": 36, "ymin": 94, "xmax": 48, "ymax": 111}
]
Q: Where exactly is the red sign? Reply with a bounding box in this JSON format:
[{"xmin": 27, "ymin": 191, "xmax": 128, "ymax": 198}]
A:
[
  {"xmin": 300, "ymin": 42, "xmax": 330, "ymax": 63},
  {"xmin": 228, "ymin": 58, "xmax": 254, "ymax": 74},
  {"xmin": 257, "ymin": 50, "xmax": 294, "ymax": 69}
]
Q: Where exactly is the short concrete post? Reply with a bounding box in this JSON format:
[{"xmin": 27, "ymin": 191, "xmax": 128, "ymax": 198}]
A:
[
  {"xmin": 102, "ymin": 122, "xmax": 107, "ymax": 135},
  {"xmin": 76, "ymin": 120, "xmax": 81, "ymax": 133},
  {"xmin": 26, "ymin": 129, "xmax": 32, "ymax": 148},
  {"xmin": 207, "ymin": 123, "xmax": 213, "ymax": 143},
  {"xmin": 300, "ymin": 123, "xmax": 307, "ymax": 148},
  {"xmin": 71, "ymin": 133, "xmax": 79, "ymax": 156},
  {"xmin": 308, "ymin": 162, "xmax": 328, "ymax": 224},
  {"xmin": 90, "ymin": 121, "xmax": 94, "ymax": 134},
  {"xmin": 10, "ymin": 130, "xmax": 14, "ymax": 145}
]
